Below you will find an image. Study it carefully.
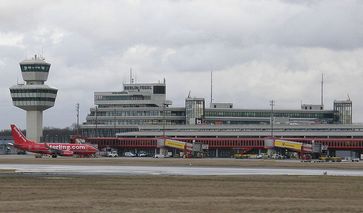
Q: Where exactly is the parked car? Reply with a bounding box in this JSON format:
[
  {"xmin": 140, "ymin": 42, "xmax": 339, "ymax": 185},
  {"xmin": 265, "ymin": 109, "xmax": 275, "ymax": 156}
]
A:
[
  {"xmin": 124, "ymin": 152, "xmax": 136, "ymax": 157},
  {"xmin": 137, "ymin": 152, "xmax": 147, "ymax": 157},
  {"xmin": 272, "ymin": 154, "xmax": 284, "ymax": 159},
  {"xmin": 106, "ymin": 151, "xmax": 118, "ymax": 157},
  {"xmin": 154, "ymin": 154, "xmax": 167, "ymax": 158}
]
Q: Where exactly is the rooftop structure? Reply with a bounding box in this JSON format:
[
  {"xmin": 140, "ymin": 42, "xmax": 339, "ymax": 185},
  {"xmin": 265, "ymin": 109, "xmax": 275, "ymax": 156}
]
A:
[
  {"xmin": 9, "ymin": 55, "xmax": 57, "ymax": 142},
  {"xmin": 334, "ymin": 100, "xmax": 352, "ymax": 124}
]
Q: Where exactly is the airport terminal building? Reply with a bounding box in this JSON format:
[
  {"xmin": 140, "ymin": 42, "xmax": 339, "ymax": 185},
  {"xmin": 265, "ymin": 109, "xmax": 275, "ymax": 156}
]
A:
[
  {"xmin": 78, "ymin": 81, "xmax": 362, "ymax": 158},
  {"xmin": 80, "ymin": 81, "xmax": 351, "ymax": 137}
]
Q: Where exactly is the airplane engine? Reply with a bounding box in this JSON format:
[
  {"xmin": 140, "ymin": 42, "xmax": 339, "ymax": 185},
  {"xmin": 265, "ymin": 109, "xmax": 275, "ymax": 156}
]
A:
[{"xmin": 60, "ymin": 150, "xmax": 74, "ymax": 156}]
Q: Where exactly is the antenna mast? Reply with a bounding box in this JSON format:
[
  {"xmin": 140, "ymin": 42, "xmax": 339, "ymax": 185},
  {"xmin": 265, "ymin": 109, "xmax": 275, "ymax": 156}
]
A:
[
  {"xmin": 210, "ymin": 71, "xmax": 213, "ymax": 107},
  {"xmin": 130, "ymin": 68, "xmax": 133, "ymax": 84},
  {"xmin": 321, "ymin": 73, "xmax": 324, "ymax": 108}
]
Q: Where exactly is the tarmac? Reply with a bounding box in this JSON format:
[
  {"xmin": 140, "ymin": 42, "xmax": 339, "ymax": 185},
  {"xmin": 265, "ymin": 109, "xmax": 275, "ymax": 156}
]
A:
[
  {"xmin": 2, "ymin": 163, "xmax": 363, "ymax": 176},
  {"xmin": 1, "ymin": 154, "xmax": 363, "ymax": 176}
]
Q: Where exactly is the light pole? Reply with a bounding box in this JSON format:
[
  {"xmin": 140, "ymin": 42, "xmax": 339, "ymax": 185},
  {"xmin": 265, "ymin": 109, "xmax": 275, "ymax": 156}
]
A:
[
  {"xmin": 76, "ymin": 103, "xmax": 80, "ymax": 135},
  {"xmin": 270, "ymin": 100, "xmax": 274, "ymax": 138},
  {"xmin": 95, "ymin": 106, "xmax": 98, "ymax": 137},
  {"xmin": 113, "ymin": 108, "xmax": 116, "ymax": 137},
  {"xmin": 162, "ymin": 102, "xmax": 166, "ymax": 139}
]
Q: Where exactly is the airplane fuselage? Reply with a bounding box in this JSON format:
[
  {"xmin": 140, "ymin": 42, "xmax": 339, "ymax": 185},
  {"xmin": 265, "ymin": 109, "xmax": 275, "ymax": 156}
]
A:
[
  {"xmin": 11, "ymin": 124, "xmax": 97, "ymax": 157},
  {"xmin": 14, "ymin": 142, "xmax": 96, "ymax": 156}
]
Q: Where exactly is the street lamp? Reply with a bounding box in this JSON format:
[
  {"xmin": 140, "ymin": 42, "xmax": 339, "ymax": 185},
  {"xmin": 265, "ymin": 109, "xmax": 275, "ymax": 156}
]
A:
[{"xmin": 76, "ymin": 103, "xmax": 80, "ymax": 135}]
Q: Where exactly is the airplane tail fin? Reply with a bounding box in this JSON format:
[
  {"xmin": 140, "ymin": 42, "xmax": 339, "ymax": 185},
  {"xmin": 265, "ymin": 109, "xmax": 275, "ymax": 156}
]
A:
[{"xmin": 10, "ymin": 124, "xmax": 32, "ymax": 144}]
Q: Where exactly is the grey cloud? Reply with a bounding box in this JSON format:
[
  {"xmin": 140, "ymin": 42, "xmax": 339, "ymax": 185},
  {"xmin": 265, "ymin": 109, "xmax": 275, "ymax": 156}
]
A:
[
  {"xmin": 1, "ymin": 0, "xmax": 363, "ymax": 129},
  {"xmin": 272, "ymin": 1, "xmax": 363, "ymax": 49}
]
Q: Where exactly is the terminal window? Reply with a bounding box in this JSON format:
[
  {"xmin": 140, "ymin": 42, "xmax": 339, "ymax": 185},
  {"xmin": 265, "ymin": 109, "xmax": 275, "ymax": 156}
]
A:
[{"xmin": 153, "ymin": 86, "xmax": 165, "ymax": 94}]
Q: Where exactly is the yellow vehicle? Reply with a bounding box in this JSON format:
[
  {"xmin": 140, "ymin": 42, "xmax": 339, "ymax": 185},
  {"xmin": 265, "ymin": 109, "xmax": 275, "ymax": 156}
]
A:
[
  {"xmin": 234, "ymin": 154, "xmax": 257, "ymax": 159},
  {"xmin": 319, "ymin": 156, "xmax": 342, "ymax": 162}
]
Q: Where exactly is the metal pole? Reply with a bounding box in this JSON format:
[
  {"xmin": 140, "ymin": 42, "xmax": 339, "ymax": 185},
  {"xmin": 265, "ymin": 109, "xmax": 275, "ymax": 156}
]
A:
[
  {"xmin": 95, "ymin": 106, "xmax": 98, "ymax": 137},
  {"xmin": 113, "ymin": 108, "xmax": 116, "ymax": 137},
  {"xmin": 321, "ymin": 73, "xmax": 324, "ymax": 108},
  {"xmin": 76, "ymin": 103, "xmax": 80, "ymax": 135},
  {"xmin": 210, "ymin": 71, "xmax": 213, "ymax": 107},
  {"xmin": 162, "ymin": 102, "xmax": 166, "ymax": 139},
  {"xmin": 270, "ymin": 100, "xmax": 274, "ymax": 137}
]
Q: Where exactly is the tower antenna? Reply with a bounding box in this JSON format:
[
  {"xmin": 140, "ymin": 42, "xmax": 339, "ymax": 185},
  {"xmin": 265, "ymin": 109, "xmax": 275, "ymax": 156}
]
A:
[
  {"xmin": 210, "ymin": 71, "xmax": 213, "ymax": 107},
  {"xmin": 321, "ymin": 73, "xmax": 324, "ymax": 108},
  {"xmin": 130, "ymin": 68, "xmax": 134, "ymax": 84}
]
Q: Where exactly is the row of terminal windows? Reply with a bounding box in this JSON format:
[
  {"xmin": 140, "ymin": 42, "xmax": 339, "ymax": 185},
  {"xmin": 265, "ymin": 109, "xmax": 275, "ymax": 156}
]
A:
[
  {"xmin": 90, "ymin": 120, "xmax": 184, "ymax": 125},
  {"xmin": 12, "ymin": 97, "xmax": 56, "ymax": 102},
  {"xmin": 91, "ymin": 110, "xmax": 160, "ymax": 117},
  {"xmin": 95, "ymin": 95, "xmax": 150, "ymax": 101},
  {"xmin": 10, "ymin": 89, "xmax": 57, "ymax": 94},
  {"xmin": 205, "ymin": 111, "xmax": 334, "ymax": 119},
  {"xmin": 88, "ymin": 110, "xmax": 334, "ymax": 120},
  {"xmin": 80, "ymin": 128, "xmax": 139, "ymax": 137},
  {"xmin": 21, "ymin": 65, "xmax": 50, "ymax": 72},
  {"xmin": 87, "ymin": 109, "xmax": 335, "ymax": 119},
  {"xmin": 89, "ymin": 110, "xmax": 186, "ymax": 117}
]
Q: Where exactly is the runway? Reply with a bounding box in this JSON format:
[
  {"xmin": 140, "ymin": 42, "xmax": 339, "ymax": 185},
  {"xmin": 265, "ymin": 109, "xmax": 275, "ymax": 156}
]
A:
[{"xmin": 2, "ymin": 163, "xmax": 363, "ymax": 176}]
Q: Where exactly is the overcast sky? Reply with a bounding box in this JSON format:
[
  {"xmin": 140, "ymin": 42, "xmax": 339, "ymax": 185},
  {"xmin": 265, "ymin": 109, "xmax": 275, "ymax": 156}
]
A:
[{"xmin": 1, "ymin": 0, "xmax": 363, "ymax": 130}]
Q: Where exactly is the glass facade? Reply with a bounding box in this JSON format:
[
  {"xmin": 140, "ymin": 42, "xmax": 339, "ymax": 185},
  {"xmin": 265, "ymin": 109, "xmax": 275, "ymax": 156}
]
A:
[
  {"xmin": 153, "ymin": 86, "xmax": 166, "ymax": 94},
  {"xmin": 334, "ymin": 100, "xmax": 352, "ymax": 124},
  {"xmin": 12, "ymin": 97, "xmax": 56, "ymax": 102},
  {"xmin": 10, "ymin": 88, "xmax": 57, "ymax": 94},
  {"xmin": 185, "ymin": 98, "xmax": 205, "ymax": 125},
  {"xmin": 205, "ymin": 110, "xmax": 335, "ymax": 120},
  {"xmin": 95, "ymin": 95, "xmax": 150, "ymax": 101},
  {"xmin": 21, "ymin": 64, "xmax": 50, "ymax": 72},
  {"xmin": 10, "ymin": 87, "xmax": 57, "ymax": 109}
]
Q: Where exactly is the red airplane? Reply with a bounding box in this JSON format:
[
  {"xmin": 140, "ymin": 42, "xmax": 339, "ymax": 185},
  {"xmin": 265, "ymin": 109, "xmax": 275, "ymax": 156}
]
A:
[{"xmin": 10, "ymin": 124, "xmax": 97, "ymax": 158}]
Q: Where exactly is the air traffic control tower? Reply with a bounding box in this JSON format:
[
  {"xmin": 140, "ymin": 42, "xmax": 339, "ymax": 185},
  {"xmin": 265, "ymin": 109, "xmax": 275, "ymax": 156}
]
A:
[{"xmin": 9, "ymin": 55, "xmax": 58, "ymax": 142}]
